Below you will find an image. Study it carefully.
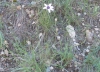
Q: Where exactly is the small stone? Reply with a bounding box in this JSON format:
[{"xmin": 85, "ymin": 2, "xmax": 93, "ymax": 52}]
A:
[
  {"xmin": 87, "ymin": 45, "xmax": 90, "ymax": 49},
  {"xmin": 18, "ymin": 23, "xmax": 21, "ymax": 27},
  {"xmin": 99, "ymin": 19, "xmax": 100, "ymax": 21},
  {"xmin": 74, "ymin": 42, "xmax": 79, "ymax": 46},
  {"xmin": 75, "ymin": 54, "xmax": 78, "ymax": 58},
  {"xmin": 39, "ymin": 33, "xmax": 43, "ymax": 38},
  {"xmin": 66, "ymin": 25, "xmax": 76, "ymax": 39},
  {"xmin": 52, "ymin": 44, "xmax": 56, "ymax": 49},
  {"xmin": 85, "ymin": 49, "xmax": 90, "ymax": 52},
  {"xmin": 31, "ymin": 1, "xmax": 37, "ymax": 5},
  {"xmin": 94, "ymin": 28, "xmax": 99, "ymax": 31},
  {"xmin": 0, "ymin": 68, "xmax": 4, "ymax": 71},
  {"xmin": 8, "ymin": 26, "xmax": 13, "ymax": 29},
  {"xmin": 32, "ymin": 21, "xmax": 35, "ymax": 24},
  {"xmin": 56, "ymin": 27, "xmax": 58, "ymax": 32},
  {"xmin": 56, "ymin": 35, "xmax": 61, "ymax": 40},
  {"xmin": 81, "ymin": 53, "xmax": 85, "ymax": 57},
  {"xmin": 29, "ymin": 14, "xmax": 32, "ymax": 18},
  {"xmin": 84, "ymin": 12, "xmax": 87, "ymax": 15},
  {"xmin": 1, "ymin": 51, "xmax": 4, "ymax": 55},
  {"xmin": 30, "ymin": 10, "xmax": 34, "ymax": 14},
  {"xmin": 77, "ymin": 13, "xmax": 81, "ymax": 16},
  {"xmin": 22, "ymin": 5, "xmax": 25, "ymax": 8},
  {"xmin": 81, "ymin": 18, "xmax": 84, "ymax": 21},
  {"xmin": 98, "ymin": 34, "xmax": 100, "ymax": 37},
  {"xmin": 82, "ymin": 23, "xmax": 85, "ymax": 25},
  {"xmin": 1, "ymin": 57, "xmax": 5, "ymax": 61},
  {"xmin": 26, "ymin": 9, "xmax": 30, "ymax": 14},
  {"xmin": 95, "ymin": 26, "xmax": 97, "ymax": 27},
  {"xmin": 86, "ymin": 30, "xmax": 93, "ymax": 43},
  {"xmin": 4, "ymin": 40, "xmax": 9, "ymax": 45},
  {"xmin": 78, "ymin": 54, "xmax": 84, "ymax": 61},
  {"xmin": 50, "ymin": 66, "xmax": 54, "ymax": 70},
  {"xmin": 74, "ymin": 61, "xmax": 78, "ymax": 67},
  {"xmin": 26, "ymin": 41, "xmax": 31, "ymax": 45},
  {"xmin": 4, "ymin": 49, "xmax": 9, "ymax": 56},
  {"xmin": 62, "ymin": 68, "xmax": 65, "ymax": 71},
  {"xmin": 96, "ymin": 31, "xmax": 99, "ymax": 34},
  {"xmin": 17, "ymin": 5, "xmax": 21, "ymax": 10},
  {"xmin": 46, "ymin": 60, "xmax": 51, "ymax": 66},
  {"xmin": 55, "ymin": 18, "xmax": 57, "ymax": 22}
]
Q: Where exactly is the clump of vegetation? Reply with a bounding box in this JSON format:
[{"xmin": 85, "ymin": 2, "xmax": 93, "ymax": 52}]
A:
[{"xmin": 81, "ymin": 46, "xmax": 100, "ymax": 72}]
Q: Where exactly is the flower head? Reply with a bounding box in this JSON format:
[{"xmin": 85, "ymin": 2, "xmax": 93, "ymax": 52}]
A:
[{"xmin": 43, "ymin": 3, "xmax": 54, "ymax": 13}]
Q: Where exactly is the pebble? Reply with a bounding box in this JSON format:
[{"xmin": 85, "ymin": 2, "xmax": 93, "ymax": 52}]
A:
[
  {"xmin": 82, "ymin": 23, "xmax": 85, "ymax": 26},
  {"xmin": 26, "ymin": 40, "xmax": 31, "ymax": 45},
  {"xmin": 84, "ymin": 12, "xmax": 87, "ymax": 15},
  {"xmin": 56, "ymin": 35, "xmax": 61, "ymax": 40},
  {"xmin": 77, "ymin": 13, "xmax": 81, "ymax": 16},
  {"xmin": 94, "ymin": 28, "xmax": 99, "ymax": 31},
  {"xmin": 85, "ymin": 49, "xmax": 90, "ymax": 53},
  {"xmin": 86, "ymin": 30, "xmax": 93, "ymax": 43},
  {"xmin": 39, "ymin": 33, "xmax": 43, "ymax": 38}
]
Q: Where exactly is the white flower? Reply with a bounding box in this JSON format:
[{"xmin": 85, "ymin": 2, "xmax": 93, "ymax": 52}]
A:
[{"xmin": 43, "ymin": 3, "xmax": 54, "ymax": 13}]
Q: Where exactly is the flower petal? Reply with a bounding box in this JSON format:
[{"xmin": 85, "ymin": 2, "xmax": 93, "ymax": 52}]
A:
[
  {"xmin": 49, "ymin": 3, "xmax": 52, "ymax": 6},
  {"xmin": 50, "ymin": 6, "xmax": 54, "ymax": 9},
  {"xmin": 43, "ymin": 7, "xmax": 47, "ymax": 9},
  {"xmin": 50, "ymin": 8, "xmax": 54, "ymax": 11},
  {"xmin": 48, "ymin": 9, "xmax": 51, "ymax": 13},
  {"xmin": 44, "ymin": 4, "xmax": 47, "ymax": 7}
]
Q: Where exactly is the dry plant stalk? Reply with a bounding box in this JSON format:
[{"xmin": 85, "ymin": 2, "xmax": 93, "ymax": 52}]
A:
[{"xmin": 13, "ymin": 9, "xmax": 28, "ymax": 41}]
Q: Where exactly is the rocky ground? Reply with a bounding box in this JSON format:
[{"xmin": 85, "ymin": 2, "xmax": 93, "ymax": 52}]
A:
[{"xmin": 0, "ymin": 0, "xmax": 100, "ymax": 72}]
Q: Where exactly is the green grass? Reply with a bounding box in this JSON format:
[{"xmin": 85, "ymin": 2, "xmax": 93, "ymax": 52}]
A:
[
  {"xmin": 0, "ymin": 31, "xmax": 4, "ymax": 48},
  {"xmin": 12, "ymin": 43, "xmax": 74, "ymax": 72},
  {"xmin": 0, "ymin": 18, "xmax": 3, "ymax": 29},
  {"xmin": 12, "ymin": 0, "xmax": 96, "ymax": 71},
  {"xmin": 80, "ymin": 46, "xmax": 100, "ymax": 72},
  {"xmin": 38, "ymin": 10, "xmax": 55, "ymax": 32},
  {"xmin": 0, "ymin": 0, "xmax": 100, "ymax": 72}
]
